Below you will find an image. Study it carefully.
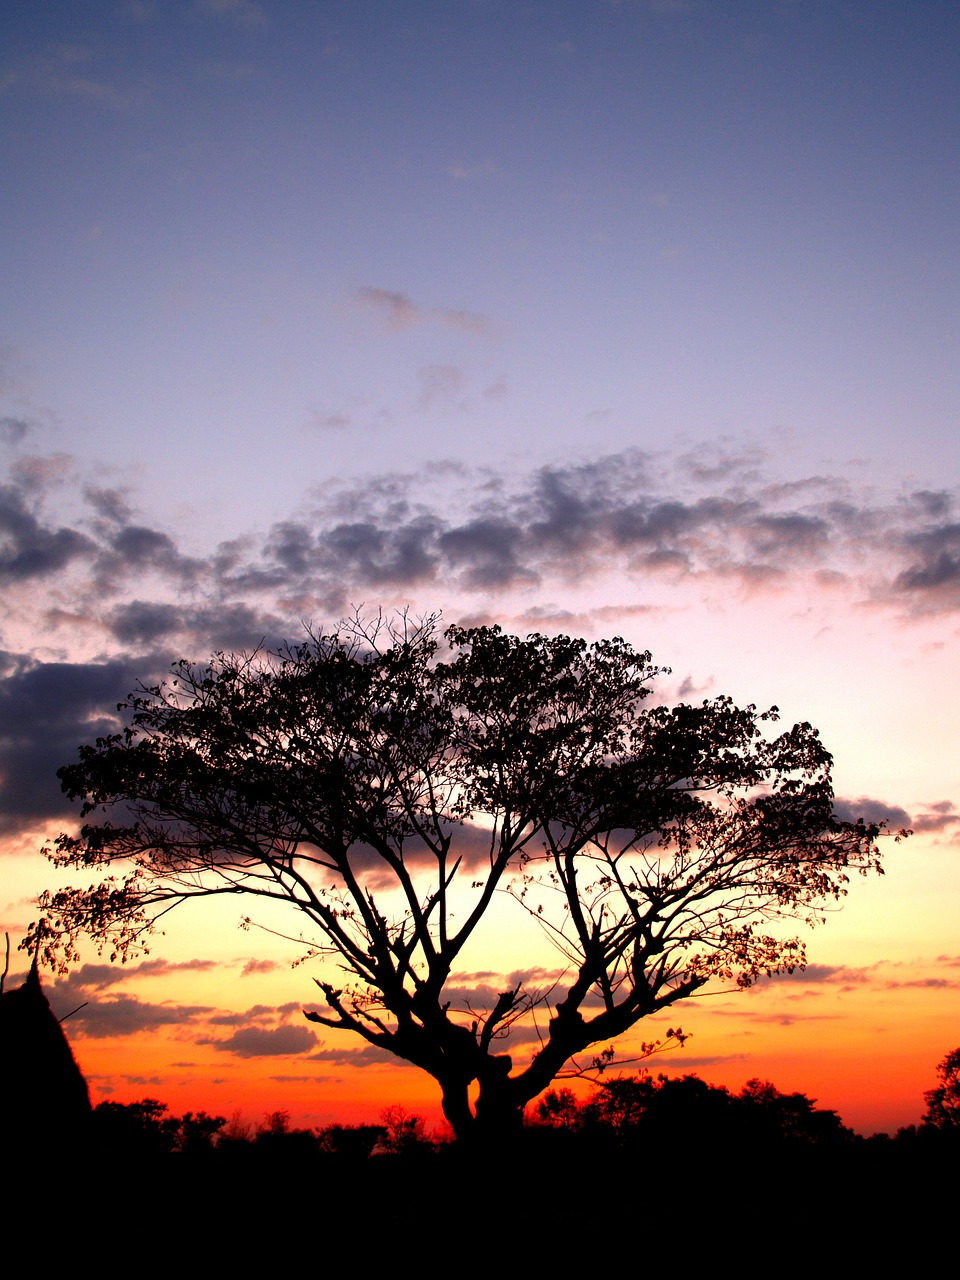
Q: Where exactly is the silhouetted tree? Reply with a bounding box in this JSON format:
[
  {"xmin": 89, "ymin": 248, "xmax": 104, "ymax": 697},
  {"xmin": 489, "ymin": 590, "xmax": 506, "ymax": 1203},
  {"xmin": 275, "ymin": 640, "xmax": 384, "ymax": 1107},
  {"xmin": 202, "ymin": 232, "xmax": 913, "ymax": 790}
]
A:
[
  {"xmin": 738, "ymin": 1077, "xmax": 851, "ymax": 1145},
  {"xmin": 258, "ymin": 1108, "xmax": 291, "ymax": 1138},
  {"xmin": 178, "ymin": 1108, "xmax": 228, "ymax": 1154},
  {"xmin": 93, "ymin": 1098, "xmax": 226, "ymax": 1157},
  {"xmin": 535, "ymin": 1071, "xmax": 853, "ymax": 1153},
  {"xmin": 30, "ymin": 615, "xmax": 886, "ymax": 1143},
  {"xmin": 582, "ymin": 1072, "xmax": 663, "ymax": 1136},
  {"xmin": 253, "ymin": 1106, "xmax": 320, "ymax": 1159},
  {"xmin": 585, "ymin": 1072, "xmax": 741, "ymax": 1148},
  {"xmin": 375, "ymin": 1104, "xmax": 433, "ymax": 1156},
  {"xmin": 94, "ymin": 1098, "xmax": 180, "ymax": 1156},
  {"xmin": 534, "ymin": 1086, "xmax": 582, "ymax": 1129},
  {"xmin": 922, "ymin": 1048, "xmax": 960, "ymax": 1130},
  {"xmin": 317, "ymin": 1122, "xmax": 386, "ymax": 1159}
]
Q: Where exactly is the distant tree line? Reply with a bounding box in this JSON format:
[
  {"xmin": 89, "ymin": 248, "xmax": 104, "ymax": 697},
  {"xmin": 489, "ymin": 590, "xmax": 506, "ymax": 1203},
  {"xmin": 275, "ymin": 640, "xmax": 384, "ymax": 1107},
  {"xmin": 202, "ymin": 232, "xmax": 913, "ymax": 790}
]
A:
[
  {"xmin": 88, "ymin": 1097, "xmax": 434, "ymax": 1162},
  {"xmin": 83, "ymin": 1048, "xmax": 960, "ymax": 1168}
]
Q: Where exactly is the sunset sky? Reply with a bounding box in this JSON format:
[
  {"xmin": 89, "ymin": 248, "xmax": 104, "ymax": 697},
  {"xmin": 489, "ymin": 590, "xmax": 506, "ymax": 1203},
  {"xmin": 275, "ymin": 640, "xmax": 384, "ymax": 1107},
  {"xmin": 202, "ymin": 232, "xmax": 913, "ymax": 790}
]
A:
[{"xmin": 3, "ymin": 0, "xmax": 960, "ymax": 1136}]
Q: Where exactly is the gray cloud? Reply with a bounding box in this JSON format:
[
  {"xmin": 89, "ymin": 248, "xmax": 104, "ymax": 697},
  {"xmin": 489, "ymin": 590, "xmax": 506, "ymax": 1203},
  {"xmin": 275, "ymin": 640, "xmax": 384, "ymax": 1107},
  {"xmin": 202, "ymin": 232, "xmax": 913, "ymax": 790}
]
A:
[
  {"xmin": 832, "ymin": 796, "xmax": 912, "ymax": 829},
  {"xmin": 894, "ymin": 524, "xmax": 960, "ymax": 594},
  {"xmin": 437, "ymin": 515, "xmax": 533, "ymax": 588},
  {"xmin": 909, "ymin": 800, "xmax": 960, "ymax": 835},
  {"xmin": 306, "ymin": 1041, "xmax": 399, "ymax": 1068},
  {"xmin": 342, "ymin": 821, "xmax": 504, "ymax": 888},
  {"xmin": 208, "ymin": 1002, "xmax": 300, "ymax": 1027},
  {"xmin": 93, "ymin": 522, "xmax": 203, "ymax": 592},
  {"xmin": 106, "ymin": 599, "xmax": 287, "ymax": 650},
  {"xmin": 55, "ymin": 993, "xmax": 213, "ymax": 1039},
  {"xmin": 454, "ymin": 966, "xmax": 565, "ymax": 985},
  {"xmin": 49, "ymin": 957, "xmax": 218, "ymax": 996},
  {"xmin": 0, "ymin": 653, "xmax": 150, "ymax": 834},
  {"xmin": 0, "ymin": 460, "xmax": 202, "ymax": 597},
  {"xmin": 0, "ymin": 483, "xmax": 94, "ymax": 581},
  {"xmin": 83, "ymin": 485, "xmax": 134, "ymax": 525},
  {"xmin": 203, "ymin": 1024, "xmax": 319, "ymax": 1057},
  {"xmin": 884, "ymin": 976, "xmax": 960, "ymax": 990},
  {"xmin": 108, "ymin": 600, "xmax": 183, "ymax": 644},
  {"xmin": 252, "ymin": 512, "xmax": 443, "ymax": 593},
  {"xmin": 0, "ymin": 417, "xmax": 30, "ymax": 446},
  {"xmin": 445, "ymin": 160, "xmax": 497, "ymax": 181},
  {"xmin": 217, "ymin": 448, "xmax": 887, "ymax": 606},
  {"xmin": 758, "ymin": 964, "xmax": 875, "ymax": 987},
  {"xmin": 910, "ymin": 490, "xmax": 953, "ymax": 519}
]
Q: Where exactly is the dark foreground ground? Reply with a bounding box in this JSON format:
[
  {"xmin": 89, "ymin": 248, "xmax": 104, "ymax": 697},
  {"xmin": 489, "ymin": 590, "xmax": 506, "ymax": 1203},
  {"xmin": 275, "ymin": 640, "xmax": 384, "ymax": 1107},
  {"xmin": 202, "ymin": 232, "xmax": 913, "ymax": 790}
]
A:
[{"xmin": 11, "ymin": 1108, "xmax": 956, "ymax": 1264}]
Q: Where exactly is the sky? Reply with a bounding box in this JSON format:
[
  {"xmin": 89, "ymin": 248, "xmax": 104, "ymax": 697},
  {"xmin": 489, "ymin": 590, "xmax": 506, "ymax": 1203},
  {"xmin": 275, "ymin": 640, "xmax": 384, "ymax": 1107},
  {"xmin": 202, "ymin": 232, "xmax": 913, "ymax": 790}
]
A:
[{"xmin": 2, "ymin": 0, "xmax": 960, "ymax": 1136}]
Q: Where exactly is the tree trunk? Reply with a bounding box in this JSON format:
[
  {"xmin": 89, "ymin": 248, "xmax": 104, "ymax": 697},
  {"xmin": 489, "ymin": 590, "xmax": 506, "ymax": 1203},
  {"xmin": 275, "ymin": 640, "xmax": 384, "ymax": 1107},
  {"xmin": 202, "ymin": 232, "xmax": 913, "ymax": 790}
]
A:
[
  {"xmin": 439, "ymin": 1077, "xmax": 475, "ymax": 1143},
  {"xmin": 440, "ymin": 1055, "xmax": 528, "ymax": 1149}
]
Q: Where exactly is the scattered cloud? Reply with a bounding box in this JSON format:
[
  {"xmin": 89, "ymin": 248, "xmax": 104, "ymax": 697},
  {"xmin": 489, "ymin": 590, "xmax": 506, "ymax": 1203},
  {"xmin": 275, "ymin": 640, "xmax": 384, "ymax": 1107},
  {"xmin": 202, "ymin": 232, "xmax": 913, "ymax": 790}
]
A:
[
  {"xmin": 739, "ymin": 1011, "xmax": 842, "ymax": 1027},
  {"xmin": 653, "ymin": 1054, "xmax": 748, "ymax": 1070},
  {"xmin": 194, "ymin": 60, "xmax": 257, "ymax": 84},
  {"xmin": 748, "ymin": 957, "xmax": 960, "ymax": 998},
  {"xmin": 195, "ymin": 0, "xmax": 268, "ymax": 31},
  {"xmin": 451, "ymin": 966, "xmax": 566, "ymax": 989},
  {"xmin": 417, "ymin": 364, "xmax": 466, "ymax": 411},
  {"xmin": 884, "ymin": 976, "xmax": 960, "ymax": 990},
  {"xmin": 0, "ymin": 44, "xmax": 123, "ymax": 105},
  {"xmin": 909, "ymin": 800, "xmax": 960, "ymax": 837},
  {"xmin": 445, "ymin": 160, "xmax": 497, "ymax": 180},
  {"xmin": 648, "ymin": 0, "xmax": 696, "ymax": 14},
  {"xmin": 357, "ymin": 286, "xmax": 492, "ymax": 336},
  {"xmin": 308, "ymin": 411, "xmax": 351, "ymax": 431},
  {"xmin": 358, "ymin": 287, "xmax": 420, "ymax": 331},
  {"xmin": 758, "ymin": 964, "xmax": 876, "ymax": 988}
]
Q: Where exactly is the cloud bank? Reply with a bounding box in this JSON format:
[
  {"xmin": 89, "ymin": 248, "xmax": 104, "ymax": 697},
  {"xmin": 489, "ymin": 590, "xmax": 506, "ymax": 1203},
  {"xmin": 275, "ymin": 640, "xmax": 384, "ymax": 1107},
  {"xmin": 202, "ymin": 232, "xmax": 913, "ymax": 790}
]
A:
[{"xmin": 1, "ymin": 444, "xmax": 954, "ymax": 842}]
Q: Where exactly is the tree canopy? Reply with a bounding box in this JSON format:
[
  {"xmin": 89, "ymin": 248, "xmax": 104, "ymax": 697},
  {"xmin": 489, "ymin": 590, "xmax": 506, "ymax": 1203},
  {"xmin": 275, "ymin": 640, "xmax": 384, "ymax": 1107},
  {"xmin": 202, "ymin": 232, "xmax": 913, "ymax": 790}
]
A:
[
  {"xmin": 30, "ymin": 615, "xmax": 885, "ymax": 1141},
  {"xmin": 922, "ymin": 1048, "xmax": 960, "ymax": 1130}
]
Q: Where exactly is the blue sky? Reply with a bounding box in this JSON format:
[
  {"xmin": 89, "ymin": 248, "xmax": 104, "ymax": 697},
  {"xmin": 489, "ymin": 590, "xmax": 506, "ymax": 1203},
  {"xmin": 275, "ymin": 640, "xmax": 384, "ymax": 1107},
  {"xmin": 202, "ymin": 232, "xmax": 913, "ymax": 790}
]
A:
[
  {"xmin": 2, "ymin": 1, "xmax": 960, "ymax": 1131},
  {"xmin": 4, "ymin": 0, "xmax": 959, "ymax": 531}
]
